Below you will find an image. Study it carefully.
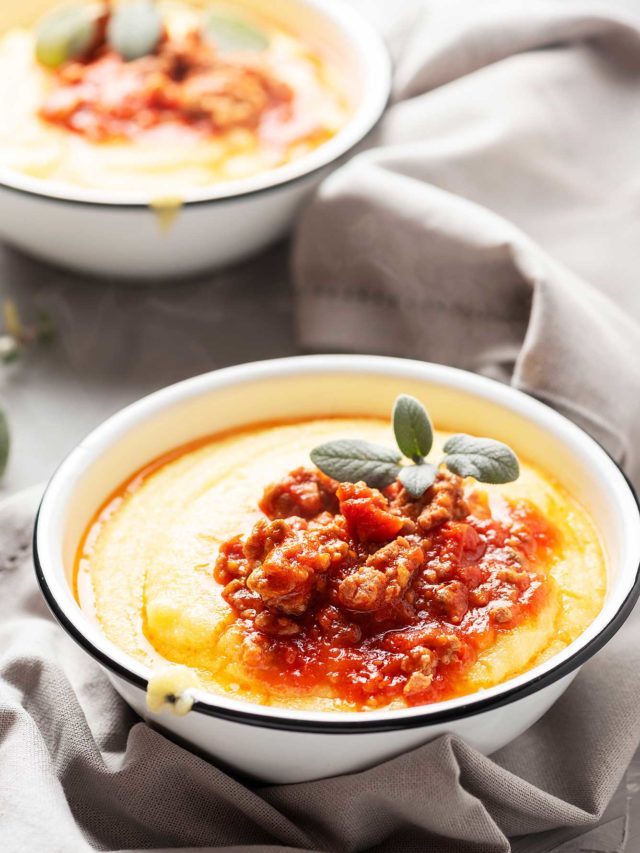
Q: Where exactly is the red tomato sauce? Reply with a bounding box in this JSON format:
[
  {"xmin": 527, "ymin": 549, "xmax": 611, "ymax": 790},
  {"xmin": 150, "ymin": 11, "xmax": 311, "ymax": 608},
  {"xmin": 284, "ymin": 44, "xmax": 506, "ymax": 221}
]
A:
[
  {"xmin": 39, "ymin": 29, "xmax": 293, "ymax": 143},
  {"xmin": 215, "ymin": 468, "xmax": 560, "ymax": 708}
]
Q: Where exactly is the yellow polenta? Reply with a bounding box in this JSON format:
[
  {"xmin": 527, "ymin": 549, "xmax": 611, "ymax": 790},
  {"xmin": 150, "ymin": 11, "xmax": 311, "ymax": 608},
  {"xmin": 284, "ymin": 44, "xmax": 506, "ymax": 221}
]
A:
[{"xmin": 77, "ymin": 419, "xmax": 607, "ymax": 711}]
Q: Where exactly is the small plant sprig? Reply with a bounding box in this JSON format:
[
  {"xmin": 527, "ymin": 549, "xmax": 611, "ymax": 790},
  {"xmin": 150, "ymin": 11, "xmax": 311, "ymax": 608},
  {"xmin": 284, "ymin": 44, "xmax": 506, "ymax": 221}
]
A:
[
  {"xmin": 0, "ymin": 301, "xmax": 56, "ymax": 479},
  {"xmin": 35, "ymin": 1, "xmax": 268, "ymax": 69},
  {"xmin": 0, "ymin": 300, "xmax": 55, "ymax": 364},
  {"xmin": 310, "ymin": 394, "xmax": 520, "ymax": 499}
]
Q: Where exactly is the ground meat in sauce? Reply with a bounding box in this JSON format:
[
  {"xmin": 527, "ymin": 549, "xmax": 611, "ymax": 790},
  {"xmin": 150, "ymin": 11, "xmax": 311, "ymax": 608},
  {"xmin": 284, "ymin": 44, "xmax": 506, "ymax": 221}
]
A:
[
  {"xmin": 260, "ymin": 467, "xmax": 339, "ymax": 519},
  {"xmin": 387, "ymin": 470, "xmax": 470, "ymax": 532},
  {"xmin": 337, "ymin": 537, "xmax": 425, "ymax": 612},
  {"xmin": 245, "ymin": 517, "xmax": 349, "ymax": 616},
  {"xmin": 39, "ymin": 29, "xmax": 293, "ymax": 142},
  {"xmin": 213, "ymin": 467, "xmax": 558, "ymax": 708}
]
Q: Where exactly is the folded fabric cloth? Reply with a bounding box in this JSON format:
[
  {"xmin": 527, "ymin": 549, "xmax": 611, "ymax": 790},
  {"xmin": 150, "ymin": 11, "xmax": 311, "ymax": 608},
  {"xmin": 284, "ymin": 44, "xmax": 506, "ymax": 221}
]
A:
[
  {"xmin": 293, "ymin": 0, "xmax": 640, "ymax": 490},
  {"xmin": 1, "ymin": 490, "xmax": 637, "ymax": 852}
]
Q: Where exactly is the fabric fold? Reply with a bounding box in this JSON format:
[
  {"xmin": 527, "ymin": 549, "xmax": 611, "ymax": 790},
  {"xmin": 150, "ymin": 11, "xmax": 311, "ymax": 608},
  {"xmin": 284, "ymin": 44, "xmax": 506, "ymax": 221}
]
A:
[{"xmin": 293, "ymin": 0, "xmax": 640, "ymax": 488}]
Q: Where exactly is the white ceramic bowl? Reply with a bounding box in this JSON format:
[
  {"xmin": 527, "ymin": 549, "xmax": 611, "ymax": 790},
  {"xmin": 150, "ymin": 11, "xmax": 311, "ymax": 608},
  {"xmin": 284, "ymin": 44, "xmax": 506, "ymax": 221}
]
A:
[
  {"xmin": 34, "ymin": 355, "xmax": 640, "ymax": 782},
  {"xmin": 0, "ymin": 0, "xmax": 390, "ymax": 279}
]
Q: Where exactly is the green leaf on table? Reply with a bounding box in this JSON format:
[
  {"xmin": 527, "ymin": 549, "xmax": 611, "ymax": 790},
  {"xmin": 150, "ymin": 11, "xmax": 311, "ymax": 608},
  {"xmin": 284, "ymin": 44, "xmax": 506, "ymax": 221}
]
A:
[
  {"xmin": 107, "ymin": 1, "xmax": 163, "ymax": 61},
  {"xmin": 0, "ymin": 409, "xmax": 9, "ymax": 478},
  {"xmin": 392, "ymin": 394, "xmax": 433, "ymax": 461},
  {"xmin": 36, "ymin": 311, "xmax": 56, "ymax": 345},
  {"xmin": 310, "ymin": 439, "xmax": 401, "ymax": 490},
  {"xmin": 443, "ymin": 434, "xmax": 519, "ymax": 484},
  {"xmin": 398, "ymin": 461, "xmax": 437, "ymax": 499},
  {"xmin": 35, "ymin": 4, "xmax": 98, "ymax": 68},
  {"xmin": 204, "ymin": 13, "xmax": 269, "ymax": 52}
]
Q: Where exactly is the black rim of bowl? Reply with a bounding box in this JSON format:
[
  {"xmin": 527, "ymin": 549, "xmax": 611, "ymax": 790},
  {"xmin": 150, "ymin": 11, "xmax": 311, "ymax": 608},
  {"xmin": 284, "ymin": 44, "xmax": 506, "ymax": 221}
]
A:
[{"xmin": 32, "ymin": 462, "xmax": 640, "ymax": 734}]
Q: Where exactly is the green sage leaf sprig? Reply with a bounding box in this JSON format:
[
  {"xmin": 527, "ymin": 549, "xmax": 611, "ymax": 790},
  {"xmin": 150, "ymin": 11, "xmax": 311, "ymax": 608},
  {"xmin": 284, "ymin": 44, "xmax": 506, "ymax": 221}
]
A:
[
  {"xmin": 310, "ymin": 394, "xmax": 519, "ymax": 499},
  {"xmin": 204, "ymin": 13, "xmax": 269, "ymax": 53},
  {"xmin": 35, "ymin": 4, "xmax": 100, "ymax": 68},
  {"xmin": 397, "ymin": 460, "xmax": 437, "ymax": 498},
  {"xmin": 107, "ymin": 1, "xmax": 163, "ymax": 61},
  {"xmin": 442, "ymin": 433, "xmax": 520, "ymax": 484},
  {"xmin": 393, "ymin": 393, "xmax": 433, "ymax": 461},
  {"xmin": 310, "ymin": 439, "xmax": 401, "ymax": 491},
  {"xmin": 35, "ymin": 2, "xmax": 270, "ymax": 70}
]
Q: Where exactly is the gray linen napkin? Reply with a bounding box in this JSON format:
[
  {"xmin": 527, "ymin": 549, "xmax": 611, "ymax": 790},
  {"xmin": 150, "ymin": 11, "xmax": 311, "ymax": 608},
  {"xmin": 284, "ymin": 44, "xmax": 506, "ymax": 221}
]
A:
[
  {"xmin": 293, "ymin": 0, "xmax": 640, "ymax": 489},
  {"xmin": 1, "ymin": 487, "xmax": 638, "ymax": 852}
]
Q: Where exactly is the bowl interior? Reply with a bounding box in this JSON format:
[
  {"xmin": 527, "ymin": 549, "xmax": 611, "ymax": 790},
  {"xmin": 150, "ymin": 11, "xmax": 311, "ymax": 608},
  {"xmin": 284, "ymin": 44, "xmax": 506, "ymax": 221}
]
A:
[
  {"xmin": 0, "ymin": 0, "xmax": 390, "ymax": 205},
  {"xmin": 37, "ymin": 356, "xmax": 640, "ymax": 724}
]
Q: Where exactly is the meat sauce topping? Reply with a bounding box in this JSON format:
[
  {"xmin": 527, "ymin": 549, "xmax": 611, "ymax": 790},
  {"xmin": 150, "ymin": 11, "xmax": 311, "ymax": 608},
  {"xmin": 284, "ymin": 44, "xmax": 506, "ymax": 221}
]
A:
[
  {"xmin": 214, "ymin": 467, "xmax": 560, "ymax": 708},
  {"xmin": 39, "ymin": 28, "xmax": 293, "ymax": 143}
]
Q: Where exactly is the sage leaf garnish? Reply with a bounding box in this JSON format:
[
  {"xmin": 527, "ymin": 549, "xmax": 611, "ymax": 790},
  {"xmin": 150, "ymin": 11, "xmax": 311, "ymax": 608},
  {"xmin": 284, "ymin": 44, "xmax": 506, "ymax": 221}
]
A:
[
  {"xmin": 107, "ymin": 1, "xmax": 163, "ymax": 61},
  {"xmin": 443, "ymin": 434, "xmax": 519, "ymax": 484},
  {"xmin": 393, "ymin": 394, "xmax": 433, "ymax": 461},
  {"xmin": 35, "ymin": 4, "xmax": 98, "ymax": 68},
  {"xmin": 204, "ymin": 14, "xmax": 269, "ymax": 52},
  {"xmin": 0, "ymin": 409, "xmax": 8, "ymax": 478},
  {"xmin": 310, "ymin": 394, "xmax": 520, "ymax": 497},
  {"xmin": 310, "ymin": 440, "xmax": 401, "ymax": 490},
  {"xmin": 398, "ymin": 462, "xmax": 437, "ymax": 499}
]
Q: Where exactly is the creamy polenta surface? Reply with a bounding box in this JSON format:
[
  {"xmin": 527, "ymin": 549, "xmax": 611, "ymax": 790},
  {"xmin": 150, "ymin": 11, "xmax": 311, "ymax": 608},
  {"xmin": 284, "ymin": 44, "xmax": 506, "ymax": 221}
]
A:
[
  {"xmin": 0, "ymin": 1, "xmax": 349, "ymax": 195},
  {"xmin": 76, "ymin": 418, "xmax": 606, "ymax": 712}
]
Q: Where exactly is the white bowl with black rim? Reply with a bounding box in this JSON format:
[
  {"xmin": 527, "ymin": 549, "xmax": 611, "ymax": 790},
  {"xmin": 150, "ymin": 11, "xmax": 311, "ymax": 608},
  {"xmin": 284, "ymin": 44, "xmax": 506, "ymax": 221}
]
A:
[
  {"xmin": 33, "ymin": 355, "xmax": 640, "ymax": 783},
  {"xmin": 0, "ymin": 0, "xmax": 390, "ymax": 280}
]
